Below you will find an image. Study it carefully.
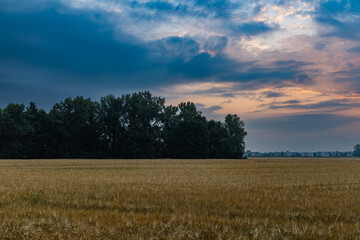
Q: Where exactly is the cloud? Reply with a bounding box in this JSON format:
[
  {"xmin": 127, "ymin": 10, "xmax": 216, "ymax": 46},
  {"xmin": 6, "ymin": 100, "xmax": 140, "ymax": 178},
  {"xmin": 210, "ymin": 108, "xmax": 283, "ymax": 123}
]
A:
[
  {"xmin": 203, "ymin": 36, "xmax": 228, "ymax": 53},
  {"xmin": 220, "ymin": 100, "xmax": 232, "ymax": 104},
  {"xmin": 194, "ymin": 0, "xmax": 238, "ymax": 18},
  {"xmin": 347, "ymin": 46, "xmax": 360, "ymax": 53},
  {"xmin": 314, "ymin": 42, "xmax": 326, "ymax": 50},
  {"xmin": 195, "ymin": 103, "xmax": 223, "ymax": 118},
  {"xmin": 141, "ymin": 1, "xmax": 176, "ymax": 11},
  {"xmin": 245, "ymin": 113, "xmax": 360, "ymax": 152},
  {"xmin": 129, "ymin": 0, "xmax": 240, "ymax": 20},
  {"xmin": 315, "ymin": 0, "xmax": 360, "ymax": 41},
  {"xmin": 130, "ymin": 0, "xmax": 189, "ymax": 18},
  {"xmin": 148, "ymin": 36, "xmax": 200, "ymax": 60},
  {"xmin": 259, "ymin": 99, "xmax": 360, "ymax": 111},
  {"xmin": 231, "ymin": 21, "xmax": 280, "ymax": 37},
  {"xmin": 247, "ymin": 113, "xmax": 360, "ymax": 133},
  {"xmin": 262, "ymin": 91, "xmax": 285, "ymax": 98},
  {"xmin": 0, "ymin": 0, "xmax": 320, "ymax": 109},
  {"xmin": 0, "ymin": 8, "xmax": 149, "ymax": 77},
  {"xmin": 0, "ymin": 0, "xmax": 57, "ymax": 12},
  {"xmin": 253, "ymin": 4, "xmax": 264, "ymax": 15},
  {"xmin": 283, "ymin": 100, "xmax": 302, "ymax": 104},
  {"xmin": 333, "ymin": 68, "xmax": 360, "ymax": 92}
]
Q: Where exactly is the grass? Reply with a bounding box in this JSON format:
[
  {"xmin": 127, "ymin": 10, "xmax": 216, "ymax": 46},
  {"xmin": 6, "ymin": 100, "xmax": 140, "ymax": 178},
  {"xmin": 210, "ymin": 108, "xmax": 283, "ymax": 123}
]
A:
[{"xmin": 0, "ymin": 158, "xmax": 360, "ymax": 239}]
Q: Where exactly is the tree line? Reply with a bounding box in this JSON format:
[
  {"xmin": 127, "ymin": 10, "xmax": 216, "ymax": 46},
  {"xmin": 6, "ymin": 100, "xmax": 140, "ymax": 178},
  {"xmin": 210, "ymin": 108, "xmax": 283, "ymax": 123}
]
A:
[{"xmin": 0, "ymin": 91, "xmax": 247, "ymax": 159}]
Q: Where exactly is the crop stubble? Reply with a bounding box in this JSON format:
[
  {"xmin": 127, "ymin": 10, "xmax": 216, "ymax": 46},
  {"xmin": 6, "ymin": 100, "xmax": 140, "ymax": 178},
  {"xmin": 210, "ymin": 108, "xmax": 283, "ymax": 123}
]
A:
[{"xmin": 0, "ymin": 158, "xmax": 359, "ymax": 239}]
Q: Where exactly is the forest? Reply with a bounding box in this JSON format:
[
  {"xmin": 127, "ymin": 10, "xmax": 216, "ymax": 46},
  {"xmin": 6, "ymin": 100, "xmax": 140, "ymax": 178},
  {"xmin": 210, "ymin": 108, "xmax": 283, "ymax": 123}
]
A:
[{"xmin": 0, "ymin": 91, "xmax": 247, "ymax": 159}]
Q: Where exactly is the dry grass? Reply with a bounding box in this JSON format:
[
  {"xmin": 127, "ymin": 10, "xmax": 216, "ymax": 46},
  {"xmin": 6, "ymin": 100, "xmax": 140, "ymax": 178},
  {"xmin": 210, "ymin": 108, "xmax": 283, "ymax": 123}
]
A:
[{"xmin": 0, "ymin": 158, "xmax": 360, "ymax": 239}]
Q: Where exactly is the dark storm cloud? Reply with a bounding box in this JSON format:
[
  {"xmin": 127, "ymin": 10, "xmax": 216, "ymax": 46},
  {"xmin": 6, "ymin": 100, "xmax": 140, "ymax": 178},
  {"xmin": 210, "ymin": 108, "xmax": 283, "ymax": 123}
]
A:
[
  {"xmin": 0, "ymin": 8, "xmax": 149, "ymax": 77},
  {"xmin": 0, "ymin": 80, "xmax": 70, "ymax": 109},
  {"xmin": 0, "ymin": 0, "xmax": 316, "ymax": 107},
  {"xmin": 315, "ymin": 0, "xmax": 360, "ymax": 40}
]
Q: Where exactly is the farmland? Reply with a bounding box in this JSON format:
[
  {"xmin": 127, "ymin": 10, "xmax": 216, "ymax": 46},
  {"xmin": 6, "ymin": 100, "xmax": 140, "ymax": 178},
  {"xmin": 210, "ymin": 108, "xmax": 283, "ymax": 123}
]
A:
[{"xmin": 0, "ymin": 158, "xmax": 360, "ymax": 239}]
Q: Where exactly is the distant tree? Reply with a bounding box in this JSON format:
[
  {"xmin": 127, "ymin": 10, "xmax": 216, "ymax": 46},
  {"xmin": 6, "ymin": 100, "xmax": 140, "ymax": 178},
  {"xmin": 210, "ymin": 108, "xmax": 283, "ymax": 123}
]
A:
[{"xmin": 353, "ymin": 144, "xmax": 360, "ymax": 157}]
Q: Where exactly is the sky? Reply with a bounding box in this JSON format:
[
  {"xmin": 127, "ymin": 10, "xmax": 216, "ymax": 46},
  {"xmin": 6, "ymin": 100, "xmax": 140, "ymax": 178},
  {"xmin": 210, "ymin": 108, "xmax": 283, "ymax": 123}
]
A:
[{"xmin": 1, "ymin": 0, "xmax": 360, "ymax": 151}]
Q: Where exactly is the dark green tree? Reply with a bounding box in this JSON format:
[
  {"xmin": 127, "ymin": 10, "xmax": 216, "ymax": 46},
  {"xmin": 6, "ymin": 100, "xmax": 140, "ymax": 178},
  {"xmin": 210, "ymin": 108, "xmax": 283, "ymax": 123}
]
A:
[
  {"xmin": 0, "ymin": 92, "xmax": 247, "ymax": 159},
  {"xmin": 49, "ymin": 96, "xmax": 100, "ymax": 158},
  {"xmin": 98, "ymin": 94, "xmax": 126, "ymax": 157},
  {"xmin": 223, "ymin": 114, "xmax": 247, "ymax": 158},
  {"xmin": 0, "ymin": 103, "xmax": 32, "ymax": 158},
  {"xmin": 24, "ymin": 102, "xmax": 52, "ymax": 158},
  {"xmin": 207, "ymin": 120, "xmax": 228, "ymax": 158},
  {"xmin": 122, "ymin": 91, "xmax": 165, "ymax": 158},
  {"xmin": 165, "ymin": 102, "xmax": 209, "ymax": 159}
]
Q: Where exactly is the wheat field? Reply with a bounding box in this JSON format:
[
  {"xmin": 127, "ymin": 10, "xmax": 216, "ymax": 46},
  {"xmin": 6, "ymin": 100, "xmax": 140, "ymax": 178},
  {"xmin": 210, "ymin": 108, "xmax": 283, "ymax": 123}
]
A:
[{"xmin": 0, "ymin": 158, "xmax": 359, "ymax": 239}]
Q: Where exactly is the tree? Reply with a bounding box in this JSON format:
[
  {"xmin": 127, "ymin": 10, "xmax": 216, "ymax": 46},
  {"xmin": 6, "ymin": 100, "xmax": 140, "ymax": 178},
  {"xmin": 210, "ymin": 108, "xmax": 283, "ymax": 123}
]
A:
[
  {"xmin": 98, "ymin": 94, "xmax": 126, "ymax": 158},
  {"xmin": 122, "ymin": 91, "xmax": 165, "ymax": 158},
  {"xmin": 223, "ymin": 114, "xmax": 247, "ymax": 158},
  {"xmin": 0, "ymin": 92, "xmax": 247, "ymax": 159},
  {"xmin": 165, "ymin": 102, "xmax": 209, "ymax": 158},
  {"xmin": 0, "ymin": 103, "xmax": 32, "ymax": 158},
  {"xmin": 24, "ymin": 102, "xmax": 52, "ymax": 158},
  {"xmin": 49, "ymin": 96, "xmax": 101, "ymax": 158},
  {"xmin": 207, "ymin": 120, "xmax": 228, "ymax": 158},
  {"xmin": 353, "ymin": 144, "xmax": 360, "ymax": 157}
]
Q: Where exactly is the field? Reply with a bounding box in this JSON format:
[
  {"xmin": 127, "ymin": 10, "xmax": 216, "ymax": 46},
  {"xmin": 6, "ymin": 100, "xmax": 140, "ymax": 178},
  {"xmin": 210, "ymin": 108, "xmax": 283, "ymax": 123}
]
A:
[{"xmin": 0, "ymin": 158, "xmax": 360, "ymax": 239}]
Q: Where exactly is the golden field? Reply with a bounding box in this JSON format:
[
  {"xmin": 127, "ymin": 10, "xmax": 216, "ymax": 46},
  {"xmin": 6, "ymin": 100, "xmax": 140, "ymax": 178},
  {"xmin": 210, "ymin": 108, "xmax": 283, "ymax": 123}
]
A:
[{"xmin": 0, "ymin": 158, "xmax": 359, "ymax": 239}]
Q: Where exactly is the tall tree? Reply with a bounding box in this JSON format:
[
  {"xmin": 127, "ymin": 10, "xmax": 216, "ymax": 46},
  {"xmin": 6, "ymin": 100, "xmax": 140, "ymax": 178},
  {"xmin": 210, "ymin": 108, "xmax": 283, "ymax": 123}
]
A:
[
  {"xmin": 24, "ymin": 102, "xmax": 52, "ymax": 158},
  {"xmin": 223, "ymin": 114, "xmax": 247, "ymax": 159},
  {"xmin": 98, "ymin": 94, "xmax": 126, "ymax": 158},
  {"xmin": 207, "ymin": 120, "xmax": 228, "ymax": 158},
  {"xmin": 165, "ymin": 102, "xmax": 209, "ymax": 159},
  {"xmin": 49, "ymin": 97, "xmax": 100, "ymax": 158},
  {"xmin": 0, "ymin": 103, "xmax": 32, "ymax": 158},
  {"xmin": 122, "ymin": 91, "xmax": 165, "ymax": 158},
  {"xmin": 0, "ymin": 92, "xmax": 247, "ymax": 159}
]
